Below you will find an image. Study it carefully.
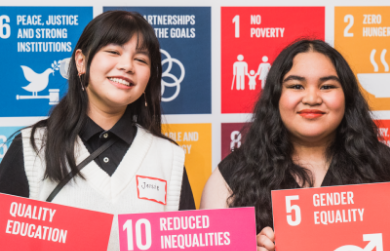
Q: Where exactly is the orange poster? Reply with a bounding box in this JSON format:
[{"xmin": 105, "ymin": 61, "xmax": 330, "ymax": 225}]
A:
[
  {"xmin": 335, "ymin": 7, "xmax": 390, "ymax": 110},
  {"xmin": 162, "ymin": 123, "xmax": 212, "ymax": 209}
]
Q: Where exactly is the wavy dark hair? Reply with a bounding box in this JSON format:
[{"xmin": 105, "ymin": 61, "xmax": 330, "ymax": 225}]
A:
[
  {"xmin": 30, "ymin": 11, "xmax": 168, "ymax": 181},
  {"xmin": 226, "ymin": 39, "xmax": 390, "ymax": 233}
]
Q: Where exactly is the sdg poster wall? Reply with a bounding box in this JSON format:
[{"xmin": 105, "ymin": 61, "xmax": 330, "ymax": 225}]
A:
[{"xmin": 1, "ymin": 1, "xmax": 390, "ymax": 208}]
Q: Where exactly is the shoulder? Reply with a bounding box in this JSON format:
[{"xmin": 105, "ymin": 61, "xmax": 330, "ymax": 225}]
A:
[
  {"xmin": 200, "ymin": 166, "xmax": 232, "ymax": 209},
  {"xmin": 20, "ymin": 126, "xmax": 46, "ymax": 140},
  {"xmin": 218, "ymin": 151, "xmax": 241, "ymax": 187},
  {"xmin": 138, "ymin": 126, "xmax": 182, "ymax": 152}
]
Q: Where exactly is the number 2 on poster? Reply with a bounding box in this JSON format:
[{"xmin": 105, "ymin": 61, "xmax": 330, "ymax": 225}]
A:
[
  {"xmin": 344, "ymin": 15, "xmax": 354, "ymax": 37},
  {"xmin": 286, "ymin": 196, "xmax": 301, "ymax": 226},
  {"xmin": 123, "ymin": 219, "xmax": 152, "ymax": 250}
]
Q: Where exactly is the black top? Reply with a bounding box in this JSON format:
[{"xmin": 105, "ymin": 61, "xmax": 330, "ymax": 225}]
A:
[
  {"xmin": 219, "ymin": 153, "xmax": 333, "ymax": 188},
  {"xmin": 0, "ymin": 108, "xmax": 195, "ymax": 210}
]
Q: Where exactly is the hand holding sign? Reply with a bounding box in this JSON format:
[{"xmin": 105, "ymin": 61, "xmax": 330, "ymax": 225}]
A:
[{"xmin": 256, "ymin": 227, "xmax": 275, "ymax": 251}]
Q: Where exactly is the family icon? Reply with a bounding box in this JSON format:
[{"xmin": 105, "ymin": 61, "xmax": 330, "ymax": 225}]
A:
[{"xmin": 231, "ymin": 54, "xmax": 271, "ymax": 91}]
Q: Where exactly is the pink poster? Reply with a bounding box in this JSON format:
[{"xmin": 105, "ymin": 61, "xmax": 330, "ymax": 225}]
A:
[{"xmin": 118, "ymin": 208, "xmax": 256, "ymax": 250}]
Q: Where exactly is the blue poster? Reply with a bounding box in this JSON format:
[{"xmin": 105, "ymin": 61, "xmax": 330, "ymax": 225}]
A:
[
  {"xmin": 0, "ymin": 127, "xmax": 23, "ymax": 163},
  {"xmin": 0, "ymin": 7, "xmax": 92, "ymax": 117},
  {"xmin": 104, "ymin": 7, "xmax": 211, "ymax": 114}
]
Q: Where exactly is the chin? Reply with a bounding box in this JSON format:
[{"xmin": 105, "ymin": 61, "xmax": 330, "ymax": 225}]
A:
[{"xmin": 297, "ymin": 131, "xmax": 332, "ymax": 142}]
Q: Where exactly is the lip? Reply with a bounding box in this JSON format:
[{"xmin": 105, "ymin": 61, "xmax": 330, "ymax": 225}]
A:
[
  {"xmin": 297, "ymin": 109, "xmax": 326, "ymax": 119},
  {"xmin": 107, "ymin": 76, "xmax": 135, "ymax": 90}
]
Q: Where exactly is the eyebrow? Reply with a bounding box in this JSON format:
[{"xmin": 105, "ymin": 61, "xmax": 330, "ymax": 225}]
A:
[
  {"xmin": 283, "ymin": 75, "xmax": 340, "ymax": 83},
  {"xmin": 319, "ymin": 76, "xmax": 340, "ymax": 83},
  {"xmin": 110, "ymin": 43, "xmax": 150, "ymax": 56},
  {"xmin": 135, "ymin": 49, "xmax": 150, "ymax": 57},
  {"xmin": 283, "ymin": 75, "xmax": 305, "ymax": 82}
]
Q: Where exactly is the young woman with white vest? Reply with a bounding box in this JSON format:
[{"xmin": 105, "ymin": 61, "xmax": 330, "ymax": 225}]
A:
[{"xmin": 0, "ymin": 11, "xmax": 195, "ymax": 250}]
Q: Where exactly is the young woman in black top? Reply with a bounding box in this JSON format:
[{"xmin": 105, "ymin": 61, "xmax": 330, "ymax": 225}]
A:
[
  {"xmin": 0, "ymin": 11, "xmax": 194, "ymax": 250},
  {"xmin": 200, "ymin": 40, "xmax": 390, "ymax": 251}
]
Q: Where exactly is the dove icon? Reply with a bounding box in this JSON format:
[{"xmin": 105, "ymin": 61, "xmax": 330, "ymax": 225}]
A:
[
  {"xmin": 20, "ymin": 66, "xmax": 54, "ymax": 96},
  {"xmin": 16, "ymin": 65, "xmax": 60, "ymax": 105}
]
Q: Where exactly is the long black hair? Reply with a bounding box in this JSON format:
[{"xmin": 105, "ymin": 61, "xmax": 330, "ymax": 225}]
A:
[
  {"xmin": 226, "ymin": 39, "xmax": 390, "ymax": 233},
  {"xmin": 30, "ymin": 11, "xmax": 167, "ymax": 181}
]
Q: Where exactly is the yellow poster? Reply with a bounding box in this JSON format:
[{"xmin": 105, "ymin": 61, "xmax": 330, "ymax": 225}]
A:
[
  {"xmin": 335, "ymin": 7, "xmax": 390, "ymax": 110},
  {"xmin": 162, "ymin": 123, "xmax": 212, "ymax": 209}
]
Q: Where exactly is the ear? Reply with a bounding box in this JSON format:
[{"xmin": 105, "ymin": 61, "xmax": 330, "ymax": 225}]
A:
[{"xmin": 75, "ymin": 49, "xmax": 86, "ymax": 74}]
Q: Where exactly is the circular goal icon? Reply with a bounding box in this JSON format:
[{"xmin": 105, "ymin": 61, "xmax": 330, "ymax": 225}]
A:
[{"xmin": 160, "ymin": 49, "xmax": 185, "ymax": 102}]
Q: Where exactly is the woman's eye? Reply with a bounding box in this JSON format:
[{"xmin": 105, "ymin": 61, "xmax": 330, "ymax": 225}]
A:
[
  {"xmin": 135, "ymin": 58, "xmax": 148, "ymax": 64},
  {"xmin": 288, "ymin": 84, "xmax": 303, "ymax": 90},
  {"xmin": 107, "ymin": 50, "xmax": 119, "ymax": 55},
  {"xmin": 321, "ymin": 85, "xmax": 335, "ymax": 90}
]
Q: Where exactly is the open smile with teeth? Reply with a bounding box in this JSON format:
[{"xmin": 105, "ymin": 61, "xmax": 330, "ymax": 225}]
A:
[{"xmin": 108, "ymin": 77, "xmax": 133, "ymax": 86}]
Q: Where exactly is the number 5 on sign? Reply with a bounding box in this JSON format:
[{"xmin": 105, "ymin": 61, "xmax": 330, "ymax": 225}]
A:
[
  {"xmin": 286, "ymin": 195, "xmax": 301, "ymax": 226},
  {"xmin": 123, "ymin": 219, "xmax": 152, "ymax": 250}
]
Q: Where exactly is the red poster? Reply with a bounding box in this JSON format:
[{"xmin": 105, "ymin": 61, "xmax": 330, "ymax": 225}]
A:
[
  {"xmin": 0, "ymin": 193, "xmax": 113, "ymax": 251},
  {"xmin": 272, "ymin": 182, "xmax": 390, "ymax": 251},
  {"xmin": 221, "ymin": 123, "xmax": 250, "ymax": 160},
  {"xmin": 221, "ymin": 7, "xmax": 325, "ymax": 113},
  {"xmin": 374, "ymin": 120, "xmax": 390, "ymax": 147}
]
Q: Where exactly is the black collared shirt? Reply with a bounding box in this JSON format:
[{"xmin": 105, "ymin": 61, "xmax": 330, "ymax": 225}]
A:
[{"xmin": 0, "ymin": 109, "xmax": 195, "ymax": 210}]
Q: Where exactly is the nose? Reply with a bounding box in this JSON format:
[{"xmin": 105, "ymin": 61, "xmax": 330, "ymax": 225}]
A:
[
  {"xmin": 302, "ymin": 86, "xmax": 322, "ymax": 106},
  {"xmin": 116, "ymin": 54, "xmax": 134, "ymax": 73}
]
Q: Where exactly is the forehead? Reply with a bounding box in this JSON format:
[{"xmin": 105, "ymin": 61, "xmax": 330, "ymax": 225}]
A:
[{"xmin": 285, "ymin": 51, "xmax": 338, "ymax": 79}]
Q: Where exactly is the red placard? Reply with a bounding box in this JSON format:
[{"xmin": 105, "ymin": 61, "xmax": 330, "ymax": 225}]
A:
[
  {"xmin": 272, "ymin": 182, "xmax": 390, "ymax": 251},
  {"xmin": 118, "ymin": 208, "xmax": 257, "ymax": 251},
  {"xmin": 221, "ymin": 7, "xmax": 324, "ymax": 113},
  {"xmin": 0, "ymin": 193, "xmax": 113, "ymax": 251},
  {"xmin": 374, "ymin": 120, "xmax": 390, "ymax": 147}
]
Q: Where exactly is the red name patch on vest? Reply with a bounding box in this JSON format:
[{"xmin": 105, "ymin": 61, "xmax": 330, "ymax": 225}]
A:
[{"xmin": 136, "ymin": 175, "xmax": 167, "ymax": 205}]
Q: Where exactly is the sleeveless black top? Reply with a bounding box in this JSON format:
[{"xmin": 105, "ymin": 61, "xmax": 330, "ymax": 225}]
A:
[{"xmin": 219, "ymin": 153, "xmax": 335, "ymax": 189}]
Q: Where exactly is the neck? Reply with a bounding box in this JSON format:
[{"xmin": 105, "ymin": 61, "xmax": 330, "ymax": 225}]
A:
[
  {"xmin": 290, "ymin": 133, "xmax": 335, "ymax": 187},
  {"xmin": 87, "ymin": 101, "xmax": 126, "ymax": 131}
]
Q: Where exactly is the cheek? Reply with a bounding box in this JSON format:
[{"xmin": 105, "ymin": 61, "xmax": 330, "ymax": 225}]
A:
[
  {"xmin": 139, "ymin": 68, "xmax": 151, "ymax": 88},
  {"xmin": 279, "ymin": 91, "xmax": 301, "ymax": 117},
  {"xmin": 324, "ymin": 91, "xmax": 345, "ymax": 115}
]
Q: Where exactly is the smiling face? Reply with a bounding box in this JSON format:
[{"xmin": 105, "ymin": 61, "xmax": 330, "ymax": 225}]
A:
[
  {"xmin": 83, "ymin": 35, "xmax": 151, "ymax": 112},
  {"xmin": 279, "ymin": 51, "xmax": 345, "ymax": 144}
]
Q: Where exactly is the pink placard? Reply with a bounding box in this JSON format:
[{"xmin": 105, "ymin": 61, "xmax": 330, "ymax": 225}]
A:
[{"xmin": 118, "ymin": 208, "xmax": 256, "ymax": 251}]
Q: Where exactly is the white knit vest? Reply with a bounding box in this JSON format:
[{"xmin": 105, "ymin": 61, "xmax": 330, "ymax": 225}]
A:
[{"xmin": 21, "ymin": 126, "xmax": 185, "ymax": 251}]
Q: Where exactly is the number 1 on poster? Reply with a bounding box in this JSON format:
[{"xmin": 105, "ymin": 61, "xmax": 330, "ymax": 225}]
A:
[
  {"xmin": 123, "ymin": 219, "xmax": 152, "ymax": 250},
  {"xmin": 286, "ymin": 196, "xmax": 301, "ymax": 226},
  {"xmin": 233, "ymin": 15, "xmax": 240, "ymax": 38}
]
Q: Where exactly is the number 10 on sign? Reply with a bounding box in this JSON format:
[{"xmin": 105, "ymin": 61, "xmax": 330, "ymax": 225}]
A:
[{"xmin": 123, "ymin": 219, "xmax": 152, "ymax": 250}]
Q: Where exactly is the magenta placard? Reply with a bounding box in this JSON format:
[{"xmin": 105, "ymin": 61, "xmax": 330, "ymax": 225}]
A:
[{"xmin": 118, "ymin": 208, "xmax": 256, "ymax": 250}]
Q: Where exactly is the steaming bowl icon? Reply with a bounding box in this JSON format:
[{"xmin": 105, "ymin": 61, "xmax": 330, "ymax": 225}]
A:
[{"xmin": 357, "ymin": 73, "xmax": 390, "ymax": 98}]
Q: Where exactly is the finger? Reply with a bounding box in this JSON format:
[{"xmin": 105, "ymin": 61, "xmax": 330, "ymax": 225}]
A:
[
  {"xmin": 257, "ymin": 234, "xmax": 275, "ymax": 250},
  {"xmin": 257, "ymin": 247, "xmax": 270, "ymax": 251},
  {"xmin": 259, "ymin": 226, "xmax": 275, "ymax": 242}
]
